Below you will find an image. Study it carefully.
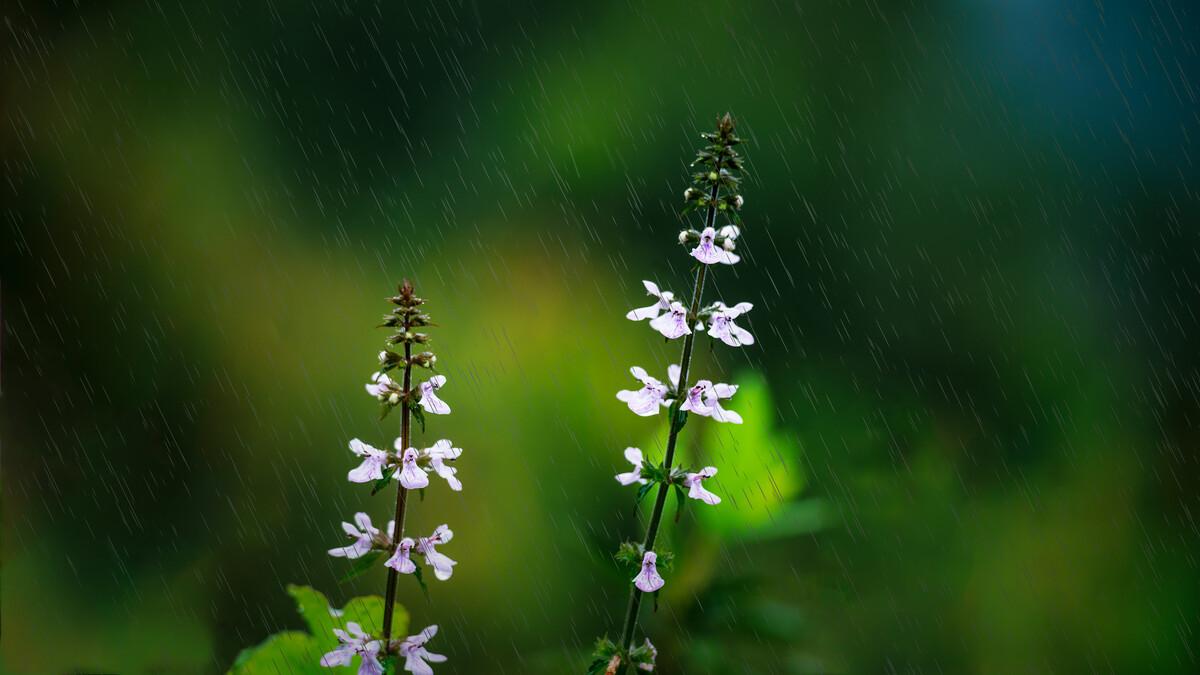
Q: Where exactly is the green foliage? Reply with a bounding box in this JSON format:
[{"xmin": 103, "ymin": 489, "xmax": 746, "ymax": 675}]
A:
[
  {"xmin": 586, "ymin": 637, "xmax": 620, "ymax": 675},
  {"xmin": 370, "ymin": 466, "xmax": 397, "ymax": 495},
  {"xmin": 338, "ymin": 551, "xmax": 384, "ymax": 583},
  {"xmin": 228, "ymin": 584, "xmax": 407, "ymax": 674},
  {"xmin": 614, "ymin": 541, "xmax": 674, "ymax": 573},
  {"xmin": 680, "ymin": 370, "xmax": 807, "ymax": 537}
]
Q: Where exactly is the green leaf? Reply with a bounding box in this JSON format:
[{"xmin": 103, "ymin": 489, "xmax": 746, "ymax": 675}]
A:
[
  {"xmin": 229, "ymin": 631, "xmax": 322, "ymax": 675},
  {"xmin": 673, "ymin": 483, "xmax": 687, "ymax": 523},
  {"xmin": 412, "ymin": 564, "xmax": 431, "ymax": 601},
  {"xmin": 676, "ymin": 370, "xmax": 807, "ymax": 536},
  {"xmin": 338, "ymin": 551, "xmax": 383, "ymax": 583},
  {"xmin": 228, "ymin": 585, "xmax": 407, "ymax": 674},
  {"xmin": 635, "ymin": 481, "xmax": 657, "ymax": 504},
  {"xmin": 411, "ymin": 405, "xmax": 426, "ymax": 433},
  {"xmin": 371, "ymin": 466, "xmax": 397, "ymax": 495}
]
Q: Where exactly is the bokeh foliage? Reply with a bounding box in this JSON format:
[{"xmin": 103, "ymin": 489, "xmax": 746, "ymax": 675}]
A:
[{"xmin": 3, "ymin": 0, "xmax": 1199, "ymax": 673}]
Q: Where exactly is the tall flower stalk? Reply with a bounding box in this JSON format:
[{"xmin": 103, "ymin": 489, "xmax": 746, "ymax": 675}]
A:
[
  {"xmin": 324, "ymin": 280, "xmax": 460, "ymax": 675},
  {"xmin": 591, "ymin": 115, "xmax": 751, "ymax": 674}
]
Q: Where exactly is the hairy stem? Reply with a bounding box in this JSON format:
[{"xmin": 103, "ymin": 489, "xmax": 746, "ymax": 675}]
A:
[
  {"xmin": 616, "ymin": 177, "xmax": 721, "ymax": 659},
  {"xmin": 381, "ymin": 338, "xmax": 413, "ymax": 647}
]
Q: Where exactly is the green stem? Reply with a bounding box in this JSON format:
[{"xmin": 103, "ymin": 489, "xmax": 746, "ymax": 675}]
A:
[
  {"xmin": 616, "ymin": 177, "xmax": 721, "ymax": 662},
  {"xmin": 381, "ymin": 337, "xmax": 413, "ymax": 648}
]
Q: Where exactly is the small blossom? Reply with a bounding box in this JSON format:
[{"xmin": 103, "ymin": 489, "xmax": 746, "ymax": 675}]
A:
[
  {"xmin": 328, "ymin": 512, "xmax": 380, "ymax": 559},
  {"xmin": 320, "ymin": 622, "xmax": 383, "ymax": 675},
  {"xmin": 384, "ymin": 537, "xmax": 417, "ymax": 574},
  {"xmin": 418, "ymin": 375, "xmax": 451, "ymax": 415},
  {"xmin": 733, "ymin": 195, "xmax": 744, "ymax": 209},
  {"xmin": 648, "ymin": 301, "xmax": 691, "ymax": 339},
  {"xmin": 365, "ymin": 372, "xmax": 402, "ymax": 405},
  {"xmin": 347, "ymin": 439, "xmax": 389, "ymax": 483},
  {"xmin": 615, "ymin": 447, "xmax": 648, "ymax": 486},
  {"xmin": 616, "ymin": 367, "xmax": 671, "ymax": 416},
  {"xmin": 683, "ymin": 466, "xmax": 721, "ymax": 505},
  {"xmin": 423, "ymin": 439, "xmax": 463, "ymax": 491},
  {"xmin": 702, "ymin": 382, "xmax": 743, "ymax": 424},
  {"xmin": 718, "ymin": 224, "xmax": 741, "ymax": 248},
  {"xmin": 625, "ymin": 281, "xmax": 676, "ymax": 322},
  {"xmin": 398, "ymin": 625, "xmax": 447, "ymax": 675},
  {"xmin": 416, "ymin": 524, "xmax": 457, "ymax": 581},
  {"xmin": 636, "ymin": 639, "xmax": 657, "ymax": 671},
  {"xmin": 633, "ymin": 551, "xmax": 665, "ymax": 593},
  {"xmin": 677, "ymin": 230, "xmax": 690, "ymax": 244},
  {"xmin": 707, "ymin": 301, "xmax": 754, "ymax": 347},
  {"xmin": 395, "ymin": 447, "xmax": 430, "ymax": 489},
  {"xmin": 678, "ymin": 380, "xmax": 714, "ymax": 416},
  {"xmin": 691, "ymin": 226, "xmax": 740, "ymax": 265}
]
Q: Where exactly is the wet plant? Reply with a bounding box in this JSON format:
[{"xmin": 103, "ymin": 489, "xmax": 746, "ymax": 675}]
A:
[
  {"xmin": 232, "ymin": 280, "xmax": 460, "ymax": 675},
  {"xmin": 588, "ymin": 114, "xmax": 753, "ymax": 674}
]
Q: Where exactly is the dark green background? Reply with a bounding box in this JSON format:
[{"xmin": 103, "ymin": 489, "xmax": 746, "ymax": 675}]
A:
[{"xmin": 4, "ymin": 1, "xmax": 1198, "ymax": 673}]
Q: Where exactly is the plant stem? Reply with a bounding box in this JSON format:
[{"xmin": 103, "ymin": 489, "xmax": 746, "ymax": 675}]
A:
[
  {"xmin": 381, "ymin": 337, "xmax": 413, "ymax": 648},
  {"xmin": 616, "ymin": 178, "xmax": 721, "ymax": 660}
]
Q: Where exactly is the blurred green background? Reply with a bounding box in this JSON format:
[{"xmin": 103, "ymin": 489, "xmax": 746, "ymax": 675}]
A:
[{"xmin": 4, "ymin": 0, "xmax": 1199, "ymax": 673}]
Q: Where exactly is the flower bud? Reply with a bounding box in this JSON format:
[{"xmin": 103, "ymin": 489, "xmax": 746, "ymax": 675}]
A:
[
  {"xmin": 683, "ymin": 187, "xmax": 700, "ymax": 201},
  {"xmin": 678, "ymin": 230, "xmax": 689, "ymax": 244},
  {"xmin": 411, "ymin": 351, "xmax": 437, "ymax": 368},
  {"xmin": 707, "ymin": 171, "xmax": 718, "ymax": 182},
  {"xmin": 379, "ymin": 350, "xmax": 403, "ymax": 367},
  {"xmin": 734, "ymin": 195, "xmax": 744, "ymax": 209}
]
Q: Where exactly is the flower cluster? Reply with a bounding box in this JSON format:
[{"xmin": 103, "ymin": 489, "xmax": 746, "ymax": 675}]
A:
[
  {"xmin": 321, "ymin": 280, "xmax": 458, "ymax": 675},
  {"xmin": 591, "ymin": 114, "xmax": 751, "ymax": 674}
]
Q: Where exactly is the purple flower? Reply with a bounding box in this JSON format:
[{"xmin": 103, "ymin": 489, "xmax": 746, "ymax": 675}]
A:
[
  {"xmin": 384, "ymin": 537, "xmax": 417, "ymax": 574},
  {"xmin": 328, "ymin": 513, "xmax": 381, "ymax": 559},
  {"xmin": 648, "ymin": 301, "xmax": 691, "ymax": 339},
  {"xmin": 418, "ymin": 375, "xmax": 451, "ymax": 415},
  {"xmin": 707, "ymin": 301, "xmax": 754, "ymax": 347},
  {"xmin": 422, "ymin": 439, "xmax": 463, "ymax": 491},
  {"xmin": 347, "ymin": 439, "xmax": 389, "ymax": 483},
  {"xmin": 702, "ymin": 382, "xmax": 742, "ymax": 424},
  {"xmin": 678, "ymin": 380, "xmax": 715, "ymax": 416},
  {"xmin": 633, "ymin": 551, "xmax": 665, "ymax": 593},
  {"xmin": 365, "ymin": 372, "xmax": 402, "ymax": 405},
  {"xmin": 690, "ymin": 226, "xmax": 740, "ymax": 265},
  {"xmin": 398, "ymin": 625, "xmax": 447, "ymax": 675},
  {"xmin": 684, "ymin": 467, "xmax": 721, "ymax": 505},
  {"xmin": 416, "ymin": 524, "xmax": 457, "ymax": 581},
  {"xmin": 320, "ymin": 622, "xmax": 383, "ymax": 675},
  {"xmin": 616, "ymin": 367, "xmax": 671, "ymax": 417},
  {"xmin": 626, "ymin": 281, "xmax": 676, "ymax": 321},
  {"xmin": 395, "ymin": 447, "xmax": 430, "ymax": 490},
  {"xmin": 615, "ymin": 447, "xmax": 648, "ymax": 486}
]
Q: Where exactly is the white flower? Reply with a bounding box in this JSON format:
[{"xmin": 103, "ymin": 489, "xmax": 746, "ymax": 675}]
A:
[
  {"xmin": 648, "ymin": 301, "xmax": 691, "ymax": 339},
  {"xmin": 702, "ymin": 382, "xmax": 742, "ymax": 424},
  {"xmin": 616, "ymin": 366, "xmax": 672, "ymax": 417},
  {"xmin": 707, "ymin": 301, "xmax": 754, "ymax": 347},
  {"xmin": 423, "ymin": 439, "xmax": 463, "ymax": 491},
  {"xmin": 328, "ymin": 512, "xmax": 380, "ymax": 559},
  {"xmin": 615, "ymin": 447, "xmax": 648, "ymax": 486},
  {"xmin": 684, "ymin": 467, "xmax": 721, "ymax": 505},
  {"xmin": 320, "ymin": 622, "xmax": 383, "ymax": 675},
  {"xmin": 691, "ymin": 226, "xmax": 740, "ymax": 265},
  {"xmin": 416, "ymin": 524, "xmax": 457, "ymax": 581},
  {"xmin": 678, "ymin": 380, "xmax": 715, "ymax": 416},
  {"xmin": 418, "ymin": 375, "xmax": 451, "ymax": 415},
  {"xmin": 394, "ymin": 447, "xmax": 430, "ymax": 489},
  {"xmin": 398, "ymin": 625, "xmax": 447, "ymax": 675},
  {"xmin": 365, "ymin": 372, "xmax": 401, "ymax": 405},
  {"xmin": 718, "ymin": 224, "xmax": 741, "ymax": 250},
  {"xmin": 626, "ymin": 280, "xmax": 676, "ymax": 322},
  {"xmin": 384, "ymin": 537, "xmax": 417, "ymax": 574},
  {"xmin": 633, "ymin": 551, "xmax": 665, "ymax": 593},
  {"xmin": 347, "ymin": 439, "xmax": 389, "ymax": 483}
]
